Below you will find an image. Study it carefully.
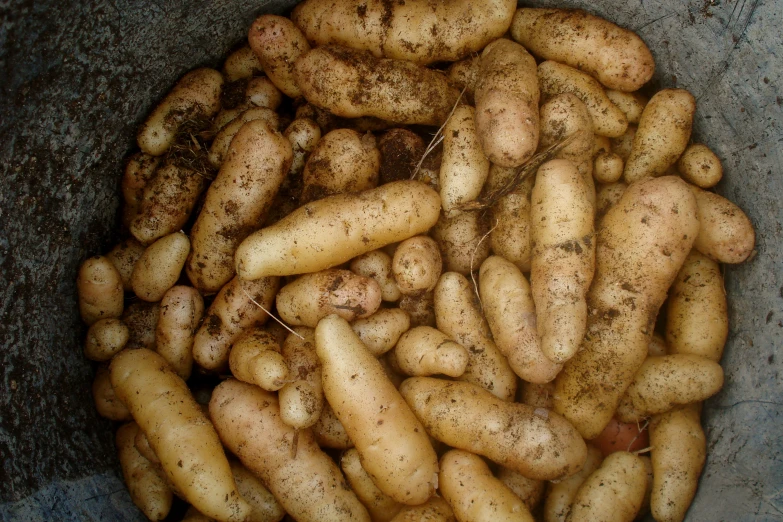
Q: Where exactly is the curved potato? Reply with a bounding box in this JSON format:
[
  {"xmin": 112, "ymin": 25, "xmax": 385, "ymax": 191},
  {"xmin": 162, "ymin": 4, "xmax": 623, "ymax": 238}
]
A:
[
  {"xmin": 155, "ymin": 285, "xmax": 204, "ymax": 380},
  {"xmin": 351, "ymin": 308, "xmax": 411, "ymax": 357},
  {"xmin": 248, "ymin": 15, "xmax": 310, "ymax": 98},
  {"xmin": 543, "ymin": 445, "xmax": 603, "ymax": 522},
  {"xmin": 690, "ymin": 184, "xmax": 755, "ymax": 264},
  {"xmin": 229, "ymin": 328, "xmax": 289, "ymax": 391},
  {"xmin": 131, "ymin": 231, "xmax": 190, "ymax": 303},
  {"xmin": 77, "ymin": 256, "xmax": 124, "ymax": 326},
  {"xmin": 394, "ymin": 326, "xmax": 468, "ymax": 378},
  {"xmin": 116, "ymin": 422, "xmax": 173, "ymax": 521},
  {"xmin": 341, "ymin": 448, "xmax": 404, "ymax": 522},
  {"xmin": 351, "ymin": 250, "xmax": 402, "ymax": 303}
]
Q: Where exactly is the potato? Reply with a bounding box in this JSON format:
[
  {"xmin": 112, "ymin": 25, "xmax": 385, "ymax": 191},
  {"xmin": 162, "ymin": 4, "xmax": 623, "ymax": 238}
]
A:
[
  {"xmin": 121, "ymin": 153, "xmax": 160, "ymax": 229},
  {"xmin": 432, "ymin": 210, "xmax": 491, "ymax": 275},
  {"xmin": 222, "ymin": 46, "xmax": 263, "ymax": 81},
  {"xmin": 155, "ymin": 286, "xmax": 203, "ymax": 380},
  {"xmin": 351, "ymin": 308, "xmax": 411, "ymax": 357},
  {"xmin": 531, "ymin": 159, "xmax": 595, "ymax": 364},
  {"xmin": 77, "ymin": 255, "xmax": 124, "ymax": 325},
  {"xmin": 284, "ymin": 117, "xmax": 321, "ymax": 179},
  {"xmin": 131, "ymin": 231, "xmax": 190, "ymax": 302},
  {"xmin": 478, "ymin": 256, "xmax": 562, "ymax": 384},
  {"xmin": 84, "ymin": 318, "xmax": 129, "ymax": 362},
  {"xmin": 230, "ymin": 461, "xmax": 286, "ymax": 522},
  {"xmin": 399, "ymin": 291, "xmax": 437, "ymax": 328},
  {"xmin": 301, "ymin": 129, "xmax": 380, "ymax": 202},
  {"xmin": 107, "ymin": 238, "xmax": 146, "ymax": 291},
  {"xmin": 610, "ymin": 125, "xmax": 636, "ymax": 161},
  {"xmin": 291, "ymin": 0, "xmax": 516, "ymax": 65},
  {"xmin": 192, "ymin": 276, "xmax": 280, "ymax": 371},
  {"xmin": 605, "ymin": 90, "xmax": 648, "ymax": 124},
  {"xmin": 391, "ymin": 236, "xmax": 442, "ymax": 296},
  {"xmin": 235, "ymin": 180, "xmax": 441, "ymax": 279},
  {"xmin": 439, "ymin": 449, "xmax": 535, "ymax": 522},
  {"xmin": 676, "ymin": 143, "xmax": 723, "ymax": 188},
  {"xmin": 434, "ymin": 272, "xmax": 517, "ymax": 401},
  {"xmin": 624, "ymin": 89, "xmax": 696, "ymax": 184},
  {"xmin": 537, "ymin": 61, "xmax": 628, "ymax": 138},
  {"xmin": 186, "ymin": 120, "xmax": 292, "ymax": 292},
  {"xmin": 554, "ymin": 176, "xmax": 699, "ymax": 439},
  {"xmin": 446, "ymin": 56, "xmax": 481, "ymax": 105},
  {"xmin": 511, "ymin": 8, "xmax": 654, "ymax": 92},
  {"xmin": 134, "ymin": 428, "xmax": 160, "ymax": 465},
  {"xmin": 594, "ymin": 180, "xmax": 627, "ymax": 224},
  {"xmin": 439, "ymin": 104, "xmax": 489, "ymax": 215},
  {"xmin": 208, "ymin": 107, "xmax": 281, "ymax": 168},
  {"xmin": 475, "ymin": 38, "xmax": 540, "ymax": 168},
  {"xmin": 496, "ymin": 467, "xmax": 546, "ymax": 512},
  {"xmin": 401, "ymin": 377, "xmax": 587, "ymax": 481},
  {"xmin": 248, "ymin": 15, "xmax": 310, "ymax": 98},
  {"xmin": 137, "ymin": 68, "xmax": 223, "ymax": 156},
  {"xmin": 349, "ymin": 250, "xmax": 400, "ymax": 302},
  {"xmin": 593, "ymin": 152, "xmax": 624, "ymax": 184},
  {"xmin": 110, "ymin": 349, "xmax": 250, "ymax": 522},
  {"xmin": 92, "ymin": 365, "xmax": 131, "ymax": 421},
  {"xmin": 592, "ymin": 417, "xmax": 649, "ymax": 458},
  {"xmin": 394, "ymin": 326, "xmax": 468, "ymax": 378},
  {"xmin": 315, "ymin": 314, "xmax": 438, "ymax": 505},
  {"xmin": 276, "ymin": 269, "xmax": 382, "ymax": 327},
  {"xmin": 278, "ymin": 327, "xmax": 323, "ymax": 429},
  {"xmin": 490, "ymin": 170, "xmax": 535, "ymax": 272},
  {"xmin": 666, "ymin": 250, "xmax": 728, "ymax": 361},
  {"xmin": 543, "ymin": 445, "xmax": 603, "ymax": 522},
  {"xmin": 246, "ymin": 77, "xmax": 283, "ymax": 110},
  {"xmin": 389, "ymin": 496, "xmax": 455, "ymax": 522},
  {"xmin": 313, "ymin": 401, "xmax": 354, "ymax": 450},
  {"xmin": 122, "ymin": 301, "xmax": 160, "ymax": 350},
  {"xmin": 294, "ymin": 46, "xmax": 460, "ymax": 126},
  {"xmin": 341, "ymin": 448, "xmax": 404, "ymax": 522},
  {"xmin": 210, "ymin": 379, "xmax": 370, "ymax": 522},
  {"xmin": 116, "ymin": 422, "xmax": 173, "ymax": 521},
  {"xmin": 565, "ymin": 451, "xmax": 647, "ymax": 522},
  {"xmin": 615, "ymin": 354, "xmax": 724, "ymax": 422},
  {"xmin": 650, "ymin": 405, "xmax": 706, "ymax": 522},
  {"xmin": 377, "ymin": 128, "xmax": 426, "ymax": 184},
  {"xmin": 690, "ymin": 184, "xmax": 756, "ymax": 264},
  {"xmin": 229, "ymin": 328, "xmax": 289, "ymax": 392}
]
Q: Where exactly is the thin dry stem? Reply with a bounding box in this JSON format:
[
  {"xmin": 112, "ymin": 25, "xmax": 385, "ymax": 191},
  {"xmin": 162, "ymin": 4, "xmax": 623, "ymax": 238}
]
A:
[
  {"xmin": 410, "ymin": 85, "xmax": 467, "ymax": 180},
  {"xmin": 241, "ymin": 287, "xmax": 305, "ymax": 341},
  {"xmin": 633, "ymin": 445, "xmax": 653, "ymax": 456},
  {"xmin": 470, "ymin": 218, "xmax": 500, "ymax": 310},
  {"xmin": 627, "ymin": 419, "xmax": 650, "ymax": 452}
]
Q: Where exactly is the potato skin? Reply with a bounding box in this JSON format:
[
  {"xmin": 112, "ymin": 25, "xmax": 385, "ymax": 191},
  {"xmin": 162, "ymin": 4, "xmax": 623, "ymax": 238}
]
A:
[
  {"xmin": 77, "ymin": 256, "xmax": 124, "ymax": 326},
  {"xmin": 279, "ymin": 327, "xmax": 323, "ymax": 430},
  {"xmin": 431, "ymin": 210, "xmax": 491, "ymax": 276},
  {"xmin": 392, "ymin": 236, "xmax": 442, "ymax": 296},
  {"xmin": 235, "ymin": 180, "xmax": 441, "ymax": 279},
  {"xmin": 439, "ymin": 104, "xmax": 489, "ymax": 215},
  {"xmin": 351, "ymin": 308, "xmax": 411, "ymax": 357},
  {"xmin": 496, "ymin": 468, "xmax": 545, "ymax": 512},
  {"xmin": 248, "ymin": 15, "xmax": 310, "ymax": 98},
  {"xmin": 116, "ymin": 422, "xmax": 173, "ymax": 521},
  {"xmin": 690, "ymin": 185, "xmax": 755, "ymax": 264},
  {"xmin": 511, "ymin": 8, "xmax": 654, "ymax": 92},
  {"xmin": 291, "ymin": 0, "xmax": 516, "ymax": 65},
  {"xmin": 389, "ymin": 495, "xmax": 455, "ymax": 522},
  {"xmin": 92, "ymin": 365, "xmax": 132, "ymax": 421},
  {"xmin": 394, "ymin": 326, "xmax": 468, "ymax": 378},
  {"xmin": 490, "ymin": 171, "xmax": 534, "ymax": 272},
  {"xmin": 341, "ymin": 448, "xmax": 403, "ymax": 522},
  {"xmin": 131, "ymin": 231, "xmax": 190, "ymax": 303},
  {"xmin": 110, "ymin": 349, "xmax": 250, "ymax": 522},
  {"xmin": 155, "ymin": 285, "xmax": 204, "ymax": 380},
  {"xmin": 543, "ymin": 445, "xmax": 603, "ymax": 522},
  {"xmin": 210, "ymin": 379, "xmax": 370, "ymax": 522},
  {"xmin": 554, "ymin": 176, "xmax": 699, "ymax": 439},
  {"xmin": 676, "ymin": 143, "xmax": 722, "ymax": 188},
  {"xmin": 84, "ymin": 318, "xmax": 129, "ymax": 362}
]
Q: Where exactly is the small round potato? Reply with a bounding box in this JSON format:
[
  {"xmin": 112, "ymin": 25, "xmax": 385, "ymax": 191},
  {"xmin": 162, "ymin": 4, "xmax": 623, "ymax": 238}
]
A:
[
  {"xmin": 350, "ymin": 249, "xmax": 401, "ymax": 302},
  {"xmin": 77, "ymin": 256, "xmax": 124, "ymax": 326},
  {"xmin": 593, "ymin": 152, "xmax": 624, "ymax": 183},
  {"xmin": 677, "ymin": 143, "xmax": 723, "ymax": 188},
  {"xmin": 84, "ymin": 318, "xmax": 129, "ymax": 362},
  {"xmin": 392, "ymin": 236, "xmax": 442, "ymax": 296}
]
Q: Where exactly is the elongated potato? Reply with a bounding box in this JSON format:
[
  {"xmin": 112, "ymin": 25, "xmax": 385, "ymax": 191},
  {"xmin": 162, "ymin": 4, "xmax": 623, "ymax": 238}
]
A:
[
  {"xmin": 391, "ymin": 236, "xmax": 442, "ymax": 297},
  {"xmin": 210, "ymin": 379, "xmax": 370, "ymax": 522},
  {"xmin": 666, "ymin": 250, "xmax": 728, "ymax": 361},
  {"xmin": 431, "ymin": 210, "xmax": 491, "ymax": 276},
  {"xmin": 84, "ymin": 318, "xmax": 129, "ymax": 362},
  {"xmin": 554, "ymin": 176, "xmax": 699, "ymax": 439},
  {"xmin": 110, "ymin": 349, "xmax": 250, "ymax": 522},
  {"xmin": 235, "ymin": 180, "xmax": 441, "ymax": 279},
  {"xmin": 543, "ymin": 445, "xmax": 603, "ymax": 522},
  {"xmin": 434, "ymin": 272, "xmax": 517, "ymax": 401},
  {"xmin": 92, "ymin": 365, "xmax": 131, "ymax": 421},
  {"xmin": 401, "ymin": 377, "xmax": 586, "ymax": 480},
  {"xmin": 677, "ymin": 143, "xmax": 723, "ymax": 188},
  {"xmin": 490, "ymin": 170, "xmax": 535, "ymax": 272},
  {"xmin": 315, "ymin": 315, "xmax": 438, "ymax": 505},
  {"xmin": 351, "ymin": 250, "xmax": 401, "ymax": 303},
  {"xmin": 394, "ymin": 326, "xmax": 468, "ymax": 378},
  {"xmin": 248, "ymin": 15, "xmax": 309, "ymax": 98},
  {"xmin": 77, "ymin": 256, "xmax": 124, "ymax": 325},
  {"xmin": 116, "ymin": 422, "xmax": 173, "ymax": 521},
  {"xmin": 440, "ymin": 104, "xmax": 489, "ymax": 215},
  {"xmin": 478, "ymin": 256, "xmax": 562, "ymax": 383},
  {"xmin": 229, "ymin": 461, "xmax": 286, "ymax": 522},
  {"xmin": 131, "ymin": 231, "xmax": 190, "ymax": 302},
  {"xmin": 624, "ymin": 89, "xmax": 696, "ymax": 184},
  {"xmin": 497, "ymin": 467, "xmax": 545, "ymax": 512},
  {"xmin": 511, "ymin": 8, "xmax": 654, "ymax": 92},
  {"xmin": 294, "ymin": 46, "xmax": 460, "ymax": 126},
  {"xmin": 137, "ymin": 68, "xmax": 223, "ymax": 156},
  {"xmin": 208, "ymin": 107, "xmax": 280, "ymax": 168},
  {"xmin": 187, "ymin": 120, "xmax": 292, "ymax": 292},
  {"xmin": 278, "ymin": 327, "xmax": 323, "ymax": 429},
  {"xmin": 440, "ymin": 449, "xmax": 534, "ymax": 522},
  {"xmin": 475, "ymin": 38, "xmax": 540, "ymax": 168},
  {"xmin": 291, "ymin": 0, "xmax": 516, "ymax": 65},
  {"xmin": 229, "ymin": 328, "xmax": 289, "ymax": 391},
  {"xmin": 389, "ymin": 495, "xmax": 455, "ymax": 522},
  {"xmin": 351, "ymin": 308, "xmax": 411, "ymax": 357},
  {"xmin": 342, "ymin": 448, "xmax": 404, "ymax": 522},
  {"xmin": 122, "ymin": 153, "xmax": 160, "ymax": 230},
  {"xmin": 155, "ymin": 285, "xmax": 204, "ymax": 380},
  {"xmin": 606, "ymin": 90, "xmax": 648, "ymax": 124},
  {"xmin": 690, "ymin": 185, "xmax": 755, "ymax": 264}
]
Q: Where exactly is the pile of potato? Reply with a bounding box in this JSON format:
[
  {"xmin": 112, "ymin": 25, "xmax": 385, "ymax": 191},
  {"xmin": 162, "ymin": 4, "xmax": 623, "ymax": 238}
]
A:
[{"xmin": 77, "ymin": 1, "xmax": 756, "ymax": 521}]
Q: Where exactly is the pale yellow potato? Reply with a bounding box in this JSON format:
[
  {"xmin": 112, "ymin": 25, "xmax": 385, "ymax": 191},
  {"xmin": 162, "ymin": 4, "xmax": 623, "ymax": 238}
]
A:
[
  {"xmin": 313, "ymin": 400, "xmax": 354, "ymax": 450},
  {"xmin": 77, "ymin": 255, "xmax": 124, "ymax": 325},
  {"xmin": 595, "ymin": 180, "xmax": 627, "ymax": 224},
  {"xmin": 229, "ymin": 328, "xmax": 289, "ymax": 392},
  {"xmin": 440, "ymin": 449, "xmax": 534, "ymax": 522},
  {"xmin": 434, "ymin": 272, "xmax": 517, "ymax": 401},
  {"xmin": 294, "ymin": 46, "xmax": 460, "ymax": 126},
  {"xmin": 248, "ymin": 15, "xmax": 310, "ymax": 98},
  {"xmin": 134, "ymin": 428, "xmax": 160, "ymax": 465},
  {"xmin": 446, "ymin": 56, "xmax": 481, "ymax": 104},
  {"xmin": 291, "ymin": 0, "xmax": 516, "ymax": 65},
  {"xmin": 284, "ymin": 117, "xmax": 321, "ymax": 179},
  {"xmin": 394, "ymin": 326, "xmax": 468, "ymax": 378},
  {"xmin": 497, "ymin": 467, "xmax": 546, "ymax": 512},
  {"xmin": 677, "ymin": 143, "xmax": 723, "ymax": 188},
  {"xmin": 116, "ymin": 422, "xmax": 173, "ymax": 521},
  {"xmin": 377, "ymin": 128, "xmax": 426, "ymax": 184},
  {"xmin": 192, "ymin": 276, "xmax": 280, "ymax": 371},
  {"xmin": 431, "ymin": 210, "xmax": 491, "ymax": 275},
  {"xmin": 490, "ymin": 170, "xmax": 535, "ymax": 273},
  {"xmin": 690, "ymin": 184, "xmax": 756, "ymax": 264},
  {"xmin": 121, "ymin": 153, "xmax": 160, "ymax": 230},
  {"xmin": 543, "ymin": 445, "xmax": 603, "ymax": 522},
  {"xmin": 110, "ymin": 349, "xmax": 250, "ymax": 522},
  {"xmin": 222, "ymin": 46, "xmax": 263, "ymax": 81},
  {"xmin": 245, "ymin": 77, "xmax": 282, "ymax": 110},
  {"xmin": 624, "ymin": 89, "xmax": 696, "ymax": 183},
  {"xmin": 519, "ymin": 381, "xmax": 556, "ymax": 410},
  {"xmin": 92, "ymin": 365, "xmax": 132, "ymax": 421},
  {"xmin": 230, "ymin": 461, "xmax": 286, "ymax": 522},
  {"xmin": 648, "ymin": 332, "xmax": 669, "ymax": 357},
  {"xmin": 137, "ymin": 68, "xmax": 223, "ymax": 156},
  {"xmin": 593, "ymin": 152, "xmax": 624, "ymax": 183},
  {"xmin": 478, "ymin": 256, "xmax": 562, "ymax": 383},
  {"xmin": 439, "ymin": 104, "xmax": 489, "ymax": 215},
  {"xmin": 315, "ymin": 314, "xmax": 438, "ymax": 505},
  {"xmin": 666, "ymin": 250, "xmax": 728, "ymax": 361},
  {"xmin": 107, "ymin": 238, "xmax": 146, "ymax": 291},
  {"xmin": 131, "ymin": 231, "xmax": 190, "ymax": 302},
  {"xmin": 279, "ymin": 327, "xmax": 323, "ymax": 429},
  {"xmin": 391, "ymin": 236, "xmax": 442, "ymax": 297},
  {"xmin": 350, "ymin": 250, "xmax": 400, "ymax": 303},
  {"xmin": 593, "ymin": 135, "xmax": 612, "ymax": 156},
  {"xmin": 389, "ymin": 495, "xmax": 455, "ymax": 522},
  {"xmin": 638, "ymin": 455, "xmax": 654, "ymax": 518},
  {"xmin": 399, "ymin": 291, "xmax": 437, "ymax": 328},
  {"xmin": 122, "ymin": 301, "xmax": 160, "ymax": 350},
  {"xmin": 210, "ymin": 379, "xmax": 370, "ymax": 522},
  {"xmin": 208, "ymin": 107, "xmax": 280, "ymax": 168},
  {"xmin": 531, "ymin": 159, "xmax": 595, "ymax": 364},
  {"xmin": 351, "ymin": 308, "xmax": 411, "ymax": 357},
  {"xmin": 650, "ymin": 405, "xmax": 706, "ymax": 522},
  {"xmin": 155, "ymin": 285, "xmax": 204, "ymax": 380},
  {"xmin": 538, "ymin": 61, "xmax": 628, "ymax": 138},
  {"xmin": 341, "ymin": 448, "xmax": 404, "ymax": 522},
  {"xmin": 554, "ymin": 176, "xmax": 699, "ymax": 439},
  {"xmin": 511, "ymin": 8, "xmax": 654, "ymax": 92},
  {"xmin": 566, "ymin": 451, "xmax": 647, "ymax": 522},
  {"xmin": 235, "ymin": 180, "xmax": 441, "ymax": 279},
  {"xmin": 606, "ymin": 90, "xmax": 648, "ymax": 124},
  {"xmin": 401, "ymin": 377, "xmax": 586, "ymax": 480},
  {"xmin": 276, "ymin": 269, "xmax": 382, "ymax": 327},
  {"xmin": 475, "ymin": 38, "xmax": 540, "ymax": 168},
  {"xmin": 615, "ymin": 354, "xmax": 724, "ymax": 422},
  {"xmin": 187, "ymin": 120, "xmax": 292, "ymax": 292},
  {"xmin": 84, "ymin": 318, "xmax": 129, "ymax": 362}
]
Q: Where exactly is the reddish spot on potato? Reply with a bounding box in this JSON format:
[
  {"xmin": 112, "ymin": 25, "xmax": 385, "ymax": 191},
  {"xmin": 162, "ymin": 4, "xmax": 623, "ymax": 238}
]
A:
[{"xmin": 592, "ymin": 417, "xmax": 649, "ymax": 457}]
